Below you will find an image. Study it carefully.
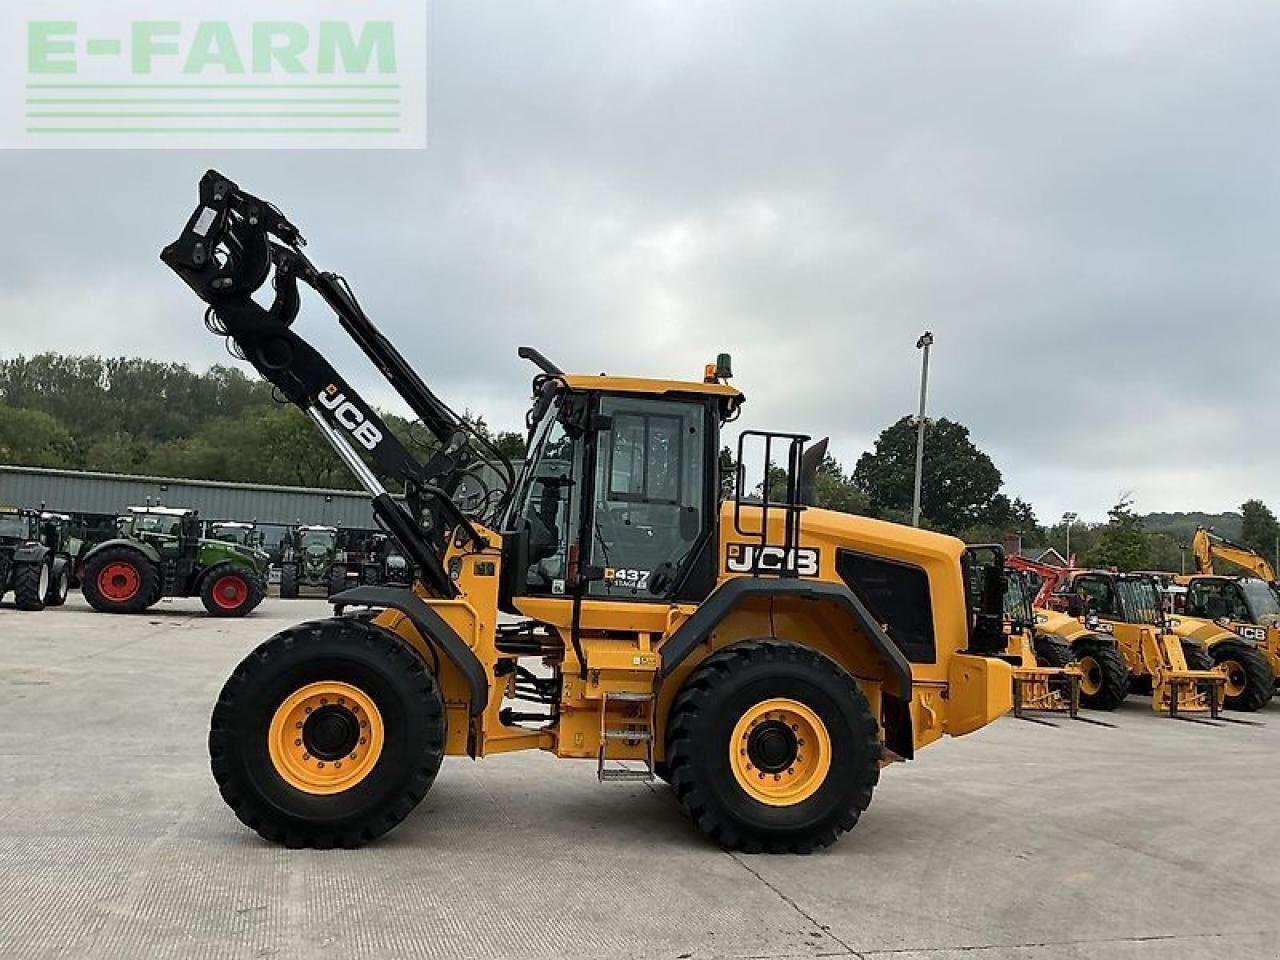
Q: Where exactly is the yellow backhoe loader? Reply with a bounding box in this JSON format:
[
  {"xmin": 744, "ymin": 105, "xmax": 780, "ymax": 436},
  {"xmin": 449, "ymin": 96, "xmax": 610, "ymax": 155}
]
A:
[{"xmin": 161, "ymin": 171, "xmax": 1014, "ymax": 852}]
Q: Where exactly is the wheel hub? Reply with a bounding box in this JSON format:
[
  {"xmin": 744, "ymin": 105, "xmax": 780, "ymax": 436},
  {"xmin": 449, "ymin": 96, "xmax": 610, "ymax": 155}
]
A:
[
  {"xmin": 98, "ymin": 562, "xmax": 140, "ymax": 602},
  {"xmin": 729, "ymin": 698, "xmax": 832, "ymax": 807},
  {"xmin": 302, "ymin": 704, "xmax": 362, "ymax": 761},
  {"xmin": 746, "ymin": 720, "xmax": 798, "ymax": 773},
  {"xmin": 267, "ymin": 681, "xmax": 385, "ymax": 795},
  {"xmin": 212, "ymin": 574, "xmax": 248, "ymax": 610}
]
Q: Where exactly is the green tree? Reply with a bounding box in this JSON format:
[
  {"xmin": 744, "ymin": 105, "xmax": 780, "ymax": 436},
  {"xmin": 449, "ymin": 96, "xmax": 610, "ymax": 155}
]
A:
[
  {"xmin": 0, "ymin": 404, "xmax": 75, "ymax": 468},
  {"xmin": 812, "ymin": 454, "xmax": 870, "ymax": 515},
  {"xmin": 1239, "ymin": 499, "xmax": 1279, "ymax": 560},
  {"xmin": 853, "ymin": 415, "xmax": 1027, "ymax": 534},
  {"xmin": 1088, "ymin": 497, "xmax": 1150, "ymax": 571}
]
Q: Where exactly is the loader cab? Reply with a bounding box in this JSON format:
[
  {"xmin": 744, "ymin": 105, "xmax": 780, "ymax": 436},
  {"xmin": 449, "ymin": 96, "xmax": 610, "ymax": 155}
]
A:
[
  {"xmin": 1064, "ymin": 572, "xmax": 1165, "ymax": 628},
  {"xmin": 503, "ymin": 375, "xmax": 741, "ymax": 607},
  {"xmin": 1185, "ymin": 576, "xmax": 1277, "ymax": 625}
]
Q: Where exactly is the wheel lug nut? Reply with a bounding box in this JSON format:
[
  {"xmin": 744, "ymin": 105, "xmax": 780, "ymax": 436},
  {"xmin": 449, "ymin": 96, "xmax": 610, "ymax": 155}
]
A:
[
  {"xmin": 359, "ymin": 737, "xmax": 367, "ymax": 745},
  {"xmin": 317, "ymin": 762, "xmax": 325, "ymax": 768},
  {"xmin": 335, "ymin": 762, "xmax": 342, "ymax": 768},
  {"xmin": 320, "ymin": 698, "xmax": 328, "ymax": 705},
  {"xmin": 304, "ymin": 707, "xmax": 312, "ymax": 714},
  {"xmin": 295, "ymin": 722, "xmax": 303, "ymax": 729},
  {"xmin": 294, "ymin": 739, "xmax": 301, "ymax": 746},
  {"xmin": 774, "ymin": 774, "xmax": 781, "ymax": 781}
]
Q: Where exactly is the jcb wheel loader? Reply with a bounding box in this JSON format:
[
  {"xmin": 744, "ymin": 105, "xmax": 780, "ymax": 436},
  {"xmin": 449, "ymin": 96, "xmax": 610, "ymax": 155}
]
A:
[
  {"xmin": 163, "ymin": 171, "xmax": 1013, "ymax": 852},
  {"xmin": 1035, "ymin": 569, "xmax": 1226, "ymax": 717}
]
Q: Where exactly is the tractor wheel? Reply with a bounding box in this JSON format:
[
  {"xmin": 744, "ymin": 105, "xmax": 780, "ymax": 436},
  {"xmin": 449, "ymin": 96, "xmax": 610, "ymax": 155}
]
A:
[
  {"xmin": 327, "ymin": 564, "xmax": 348, "ymax": 598},
  {"xmin": 200, "ymin": 564, "xmax": 266, "ymax": 618},
  {"xmin": 1072, "ymin": 642, "xmax": 1129, "ymax": 711},
  {"xmin": 208, "ymin": 617, "xmax": 446, "ymax": 848},
  {"xmin": 1210, "ymin": 641, "xmax": 1274, "ymax": 712},
  {"xmin": 13, "ymin": 561, "xmax": 49, "ymax": 611},
  {"xmin": 666, "ymin": 639, "xmax": 880, "ymax": 853},
  {"xmin": 280, "ymin": 564, "xmax": 299, "ymax": 600},
  {"xmin": 44, "ymin": 559, "xmax": 70, "ymax": 607},
  {"xmin": 81, "ymin": 547, "xmax": 158, "ymax": 614}
]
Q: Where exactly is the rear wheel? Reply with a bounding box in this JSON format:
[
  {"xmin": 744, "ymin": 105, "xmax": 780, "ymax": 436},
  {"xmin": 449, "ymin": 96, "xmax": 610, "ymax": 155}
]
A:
[
  {"xmin": 13, "ymin": 561, "xmax": 48, "ymax": 611},
  {"xmin": 81, "ymin": 546, "xmax": 159, "ymax": 614},
  {"xmin": 208, "ymin": 617, "xmax": 446, "ymax": 848},
  {"xmin": 44, "ymin": 560, "xmax": 70, "ymax": 607},
  {"xmin": 1072, "ymin": 642, "xmax": 1129, "ymax": 710},
  {"xmin": 1210, "ymin": 641, "xmax": 1274, "ymax": 712},
  {"xmin": 200, "ymin": 564, "xmax": 265, "ymax": 618},
  {"xmin": 666, "ymin": 639, "xmax": 880, "ymax": 853}
]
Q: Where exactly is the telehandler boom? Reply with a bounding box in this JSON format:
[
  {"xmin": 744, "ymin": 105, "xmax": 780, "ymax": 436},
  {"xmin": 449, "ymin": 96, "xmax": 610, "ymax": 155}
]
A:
[{"xmin": 162, "ymin": 171, "xmax": 1013, "ymax": 852}]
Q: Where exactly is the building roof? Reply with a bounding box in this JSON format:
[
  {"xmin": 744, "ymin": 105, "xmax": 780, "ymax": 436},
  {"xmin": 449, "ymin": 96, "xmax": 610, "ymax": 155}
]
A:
[{"xmin": 1016, "ymin": 545, "xmax": 1068, "ymax": 566}]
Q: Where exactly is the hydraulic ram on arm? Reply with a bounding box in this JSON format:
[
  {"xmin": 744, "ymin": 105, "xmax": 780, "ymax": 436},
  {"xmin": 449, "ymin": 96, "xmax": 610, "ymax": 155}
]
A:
[{"xmin": 160, "ymin": 170, "xmax": 489, "ymax": 598}]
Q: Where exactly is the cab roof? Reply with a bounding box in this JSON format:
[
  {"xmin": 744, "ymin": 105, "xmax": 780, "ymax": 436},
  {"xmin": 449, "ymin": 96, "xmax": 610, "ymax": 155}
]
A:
[
  {"xmin": 129, "ymin": 506, "xmax": 195, "ymax": 517},
  {"xmin": 559, "ymin": 374, "xmax": 743, "ymax": 402}
]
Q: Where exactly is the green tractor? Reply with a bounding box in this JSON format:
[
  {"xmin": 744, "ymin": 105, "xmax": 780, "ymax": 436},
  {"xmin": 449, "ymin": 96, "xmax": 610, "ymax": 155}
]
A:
[
  {"xmin": 0, "ymin": 506, "xmax": 74, "ymax": 610},
  {"xmin": 80, "ymin": 506, "xmax": 268, "ymax": 617},
  {"xmin": 278, "ymin": 524, "xmax": 344, "ymax": 599}
]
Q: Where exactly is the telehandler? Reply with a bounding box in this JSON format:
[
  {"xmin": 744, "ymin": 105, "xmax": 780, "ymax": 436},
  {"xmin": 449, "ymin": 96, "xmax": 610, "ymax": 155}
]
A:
[
  {"xmin": 162, "ymin": 170, "xmax": 1013, "ymax": 852},
  {"xmin": 1021, "ymin": 563, "xmax": 1226, "ymax": 717},
  {"xmin": 1172, "ymin": 527, "xmax": 1280, "ymax": 703},
  {"xmin": 1004, "ymin": 556, "xmax": 1128, "ymax": 710},
  {"xmin": 967, "ymin": 548, "xmax": 1080, "ymax": 717}
]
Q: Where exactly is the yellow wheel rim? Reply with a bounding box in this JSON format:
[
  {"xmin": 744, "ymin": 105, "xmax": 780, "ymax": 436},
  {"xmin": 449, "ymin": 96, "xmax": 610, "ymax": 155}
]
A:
[
  {"xmin": 1218, "ymin": 660, "xmax": 1246, "ymax": 698},
  {"xmin": 268, "ymin": 681, "xmax": 384, "ymax": 795},
  {"xmin": 729, "ymin": 698, "xmax": 831, "ymax": 807},
  {"xmin": 1078, "ymin": 656, "xmax": 1103, "ymax": 696}
]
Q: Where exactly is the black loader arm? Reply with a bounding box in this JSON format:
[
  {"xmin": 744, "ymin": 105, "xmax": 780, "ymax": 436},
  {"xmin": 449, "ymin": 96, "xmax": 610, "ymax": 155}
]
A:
[{"xmin": 161, "ymin": 171, "xmax": 510, "ymax": 598}]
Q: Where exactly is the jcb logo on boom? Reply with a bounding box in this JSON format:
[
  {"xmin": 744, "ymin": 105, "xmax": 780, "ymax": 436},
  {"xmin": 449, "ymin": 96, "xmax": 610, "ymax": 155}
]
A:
[
  {"xmin": 317, "ymin": 385, "xmax": 383, "ymax": 452},
  {"xmin": 726, "ymin": 543, "xmax": 820, "ymax": 577}
]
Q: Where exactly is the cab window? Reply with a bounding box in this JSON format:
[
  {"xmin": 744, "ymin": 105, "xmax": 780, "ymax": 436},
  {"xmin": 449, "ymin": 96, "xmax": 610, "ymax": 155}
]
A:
[
  {"xmin": 589, "ymin": 396, "xmax": 706, "ymax": 599},
  {"xmin": 1185, "ymin": 580, "xmax": 1248, "ymax": 621},
  {"xmin": 515, "ymin": 399, "xmax": 584, "ymax": 596}
]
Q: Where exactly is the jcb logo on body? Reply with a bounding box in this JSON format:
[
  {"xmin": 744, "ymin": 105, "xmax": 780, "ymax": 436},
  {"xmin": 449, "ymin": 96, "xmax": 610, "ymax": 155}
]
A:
[
  {"xmin": 318, "ymin": 385, "xmax": 383, "ymax": 451},
  {"xmin": 1237, "ymin": 625, "xmax": 1267, "ymax": 642},
  {"xmin": 726, "ymin": 543, "xmax": 820, "ymax": 577}
]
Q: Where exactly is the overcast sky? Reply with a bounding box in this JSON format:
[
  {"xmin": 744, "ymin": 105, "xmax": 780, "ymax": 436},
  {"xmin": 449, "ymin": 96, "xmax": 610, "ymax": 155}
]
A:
[{"xmin": 3, "ymin": 1, "xmax": 1279, "ymax": 524}]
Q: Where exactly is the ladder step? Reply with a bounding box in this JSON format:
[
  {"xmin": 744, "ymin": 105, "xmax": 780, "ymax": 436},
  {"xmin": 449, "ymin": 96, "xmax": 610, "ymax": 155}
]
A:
[
  {"xmin": 598, "ymin": 767, "xmax": 656, "ymax": 782},
  {"xmin": 604, "ymin": 691, "xmax": 654, "ymax": 702},
  {"xmin": 603, "ymin": 728, "xmax": 652, "ymax": 741}
]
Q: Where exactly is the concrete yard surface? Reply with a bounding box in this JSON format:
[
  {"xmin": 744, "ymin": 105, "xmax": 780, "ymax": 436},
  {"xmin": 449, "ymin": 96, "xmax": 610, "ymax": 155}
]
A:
[{"xmin": 1, "ymin": 597, "xmax": 1278, "ymax": 960}]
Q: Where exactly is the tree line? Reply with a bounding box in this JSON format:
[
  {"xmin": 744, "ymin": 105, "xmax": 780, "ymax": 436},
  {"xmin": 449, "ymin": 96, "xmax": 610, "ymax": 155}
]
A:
[{"xmin": 2, "ymin": 353, "xmax": 1275, "ymax": 574}]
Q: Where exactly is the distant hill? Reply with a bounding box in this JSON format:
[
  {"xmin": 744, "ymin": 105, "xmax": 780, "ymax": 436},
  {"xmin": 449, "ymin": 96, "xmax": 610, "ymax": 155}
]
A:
[{"xmin": 1140, "ymin": 511, "xmax": 1242, "ymax": 543}]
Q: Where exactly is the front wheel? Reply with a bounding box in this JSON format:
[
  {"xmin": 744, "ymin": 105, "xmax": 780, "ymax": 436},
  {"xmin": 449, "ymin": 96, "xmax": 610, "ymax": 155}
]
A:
[
  {"xmin": 1211, "ymin": 641, "xmax": 1274, "ymax": 712},
  {"xmin": 200, "ymin": 564, "xmax": 265, "ymax": 618},
  {"xmin": 1073, "ymin": 643, "xmax": 1129, "ymax": 711},
  {"xmin": 666, "ymin": 639, "xmax": 880, "ymax": 853},
  {"xmin": 208, "ymin": 617, "xmax": 446, "ymax": 848}
]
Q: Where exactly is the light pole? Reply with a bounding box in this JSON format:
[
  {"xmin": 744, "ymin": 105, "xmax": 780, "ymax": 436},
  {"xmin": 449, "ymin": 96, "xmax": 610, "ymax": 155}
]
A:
[
  {"xmin": 1062, "ymin": 511, "xmax": 1077, "ymax": 562},
  {"xmin": 911, "ymin": 331, "xmax": 934, "ymax": 528}
]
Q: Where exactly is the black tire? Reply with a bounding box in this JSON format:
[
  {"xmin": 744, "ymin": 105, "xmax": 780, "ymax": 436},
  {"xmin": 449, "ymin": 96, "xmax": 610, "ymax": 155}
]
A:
[
  {"xmin": 1072, "ymin": 641, "xmax": 1129, "ymax": 711},
  {"xmin": 208, "ymin": 617, "xmax": 446, "ymax": 848},
  {"xmin": 327, "ymin": 564, "xmax": 348, "ymax": 598},
  {"xmin": 13, "ymin": 561, "xmax": 48, "ymax": 611},
  {"xmin": 1209, "ymin": 641, "xmax": 1274, "ymax": 712},
  {"xmin": 280, "ymin": 563, "xmax": 299, "ymax": 600},
  {"xmin": 1182, "ymin": 641, "xmax": 1214, "ymax": 672},
  {"xmin": 81, "ymin": 546, "xmax": 159, "ymax": 614},
  {"xmin": 666, "ymin": 639, "xmax": 880, "ymax": 854},
  {"xmin": 1032, "ymin": 635, "xmax": 1074, "ymax": 668},
  {"xmin": 200, "ymin": 563, "xmax": 266, "ymax": 618},
  {"xmin": 44, "ymin": 559, "xmax": 70, "ymax": 607}
]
